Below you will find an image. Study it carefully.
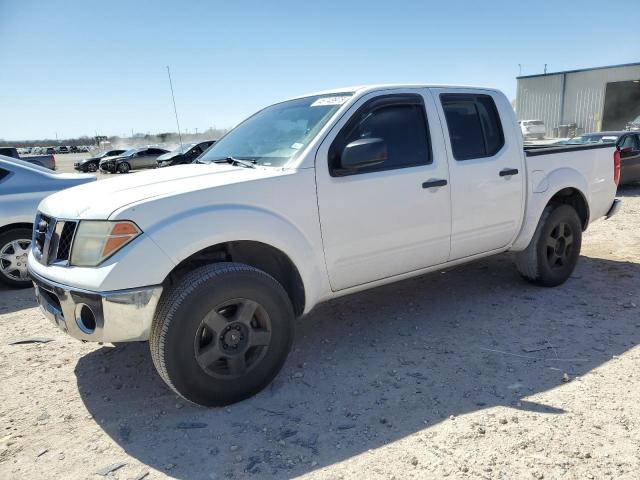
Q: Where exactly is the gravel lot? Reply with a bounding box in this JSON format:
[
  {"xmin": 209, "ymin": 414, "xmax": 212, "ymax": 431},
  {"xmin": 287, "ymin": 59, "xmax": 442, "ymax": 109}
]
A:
[{"xmin": 1, "ymin": 184, "xmax": 639, "ymax": 480}]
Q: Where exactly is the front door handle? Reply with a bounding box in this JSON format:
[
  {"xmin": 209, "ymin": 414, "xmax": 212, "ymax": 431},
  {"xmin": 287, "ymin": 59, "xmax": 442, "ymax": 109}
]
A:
[
  {"xmin": 499, "ymin": 168, "xmax": 519, "ymax": 177},
  {"xmin": 422, "ymin": 179, "xmax": 448, "ymax": 188}
]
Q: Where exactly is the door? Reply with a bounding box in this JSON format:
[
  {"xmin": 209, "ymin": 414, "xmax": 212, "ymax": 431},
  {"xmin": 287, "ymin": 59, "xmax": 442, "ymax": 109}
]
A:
[
  {"xmin": 433, "ymin": 89, "xmax": 525, "ymax": 259},
  {"xmin": 619, "ymin": 133, "xmax": 640, "ymax": 183},
  {"xmin": 315, "ymin": 91, "xmax": 452, "ymax": 291},
  {"xmin": 146, "ymin": 148, "xmax": 167, "ymax": 167},
  {"xmin": 130, "ymin": 149, "xmax": 149, "ymax": 169}
]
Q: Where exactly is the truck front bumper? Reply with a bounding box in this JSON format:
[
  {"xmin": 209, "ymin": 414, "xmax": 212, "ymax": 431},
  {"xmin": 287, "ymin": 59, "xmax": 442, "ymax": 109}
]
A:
[{"xmin": 29, "ymin": 269, "xmax": 162, "ymax": 343}]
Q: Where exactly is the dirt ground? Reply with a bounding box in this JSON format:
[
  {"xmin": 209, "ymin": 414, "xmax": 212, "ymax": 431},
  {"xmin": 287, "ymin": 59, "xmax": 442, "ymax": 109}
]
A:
[{"xmin": 1, "ymin": 185, "xmax": 639, "ymax": 480}]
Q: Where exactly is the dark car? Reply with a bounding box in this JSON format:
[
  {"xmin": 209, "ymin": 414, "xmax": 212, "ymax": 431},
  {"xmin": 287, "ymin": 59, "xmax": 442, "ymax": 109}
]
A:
[
  {"xmin": 99, "ymin": 146, "xmax": 170, "ymax": 174},
  {"xmin": 74, "ymin": 149, "xmax": 127, "ymax": 172},
  {"xmin": 156, "ymin": 140, "xmax": 216, "ymax": 168},
  {"xmin": 556, "ymin": 131, "xmax": 640, "ymax": 184}
]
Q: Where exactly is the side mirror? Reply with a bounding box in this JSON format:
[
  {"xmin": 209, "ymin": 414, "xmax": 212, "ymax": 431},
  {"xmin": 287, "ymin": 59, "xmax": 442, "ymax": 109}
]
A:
[
  {"xmin": 340, "ymin": 138, "xmax": 388, "ymax": 171},
  {"xmin": 619, "ymin": 146, "xmax": 633, "ymax": 154}
]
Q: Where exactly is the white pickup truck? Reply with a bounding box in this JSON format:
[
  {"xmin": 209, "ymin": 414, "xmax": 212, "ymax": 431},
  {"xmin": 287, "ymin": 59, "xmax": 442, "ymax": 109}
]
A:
[{"xmin": 28, "ymin": 85, "xmax": 620, "ymax": 406}]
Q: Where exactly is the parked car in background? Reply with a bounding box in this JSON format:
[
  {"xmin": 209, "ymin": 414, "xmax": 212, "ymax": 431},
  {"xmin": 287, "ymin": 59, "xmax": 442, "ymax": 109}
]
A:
[
  {"xmin": 45, "ymin": 147, "xmax": 55, "ymax": 155},
  {"xmin": 555, "ymin": 131, "xmax": 640, "ymax": 185},
  {"xmin": 29, "ymin": 84, "xmax": 620, "ymax": 406},
  {"xmin": 0, "ymin": 147, "xmax": 56, "ymax": 170},
  {"xmin": 74, "ymin": 149, "xmax": 127, "ymax": 172},
  {"xmin": 99, "ymin": 147, "xmax": 170, "ymax": 173},
  {"xmin": 519, "ymin": 119, "xmax": 546, "ymax": 139},
  {"xmin": 55, "ymin": 146, "xmax": 70, "ymax": 154},
  {"xmin": 625, "ymin": 114, "xmax": 640, "ymax": 132},
  {"xmin": 0, "ymin": 156, "xmax": 94, "ymax": 287},
  {"xmin": 156, "ymin": 140, "xmax": 216, "ymax": 168}
]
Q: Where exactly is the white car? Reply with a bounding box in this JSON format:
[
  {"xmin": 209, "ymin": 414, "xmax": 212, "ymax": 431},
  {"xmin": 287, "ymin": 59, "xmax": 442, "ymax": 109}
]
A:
[
  {"xmin": 28, "ymin": 84, "xmax": 619, "ymax": 406},
  {"xmin": 0, "ymin": 156, "xmax": 94, "ymax": 287},
  {"xmin": 519, "ymin": 119, "xmax": 546, "ymax": 139}
]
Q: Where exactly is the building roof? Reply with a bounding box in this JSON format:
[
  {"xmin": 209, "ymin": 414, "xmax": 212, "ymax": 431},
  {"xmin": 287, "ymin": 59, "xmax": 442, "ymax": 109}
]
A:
[{"xmin": 517, "ymin": 62, "xmax": 640, "ymax": 79}]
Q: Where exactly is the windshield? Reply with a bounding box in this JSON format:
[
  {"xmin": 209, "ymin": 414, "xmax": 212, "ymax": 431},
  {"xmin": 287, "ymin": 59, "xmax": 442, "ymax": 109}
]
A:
[
  {"xmin": 171, "ymin": 143, "xmax": 196, "ymax": 154},
  {"xmin": 199, "ymin": 93, "xmax": 353, "ymax": 166},
  {"xmin": 121, "ymin": 148, "xmax": 138, "ymax": 157}
]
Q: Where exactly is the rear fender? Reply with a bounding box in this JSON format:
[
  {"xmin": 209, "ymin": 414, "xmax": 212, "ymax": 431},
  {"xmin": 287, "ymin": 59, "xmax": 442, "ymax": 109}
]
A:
[{"xmin": 511, "ymin": 167, "xmax": 589, "ymax": 251}]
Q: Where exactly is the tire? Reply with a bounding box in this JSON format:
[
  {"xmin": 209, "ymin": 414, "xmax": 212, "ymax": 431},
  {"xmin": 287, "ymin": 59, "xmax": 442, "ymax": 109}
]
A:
[
  {"xmin": 117, "ymin": 162, "xmax": 130, "ymax": 174},
  {"xmin": 150, "ymin": 262, "xmax": 295, "ymax": 406},
  {"xmin": 0, "ymin": 228, "xmax": 33, "ymax": 288},
  {"xmin": 515, "ymin": 204, "xmax": 582, "ymax": 287},
  {"xmin": 87, "ymin": 162, "xmax": 98, "ymax": 172}
]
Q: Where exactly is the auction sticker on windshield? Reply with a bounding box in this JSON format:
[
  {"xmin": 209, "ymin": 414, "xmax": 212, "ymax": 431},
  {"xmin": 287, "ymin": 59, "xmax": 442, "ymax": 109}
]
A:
[{"xmin": 311, "ymin": 96, "xmax": 351, "ymax": 107}]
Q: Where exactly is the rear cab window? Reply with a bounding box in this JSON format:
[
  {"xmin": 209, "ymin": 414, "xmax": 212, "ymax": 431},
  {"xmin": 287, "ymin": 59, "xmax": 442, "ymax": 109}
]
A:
[{"xmin": 440, "ymin": 93, "xmax": 505, "ymax": 161}]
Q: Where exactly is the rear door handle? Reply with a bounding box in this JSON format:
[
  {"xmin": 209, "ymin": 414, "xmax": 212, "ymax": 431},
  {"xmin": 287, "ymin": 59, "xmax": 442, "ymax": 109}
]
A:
[
  {"xmin": 422, "ymin": 179, "xmax": 448, "ymax": 188},
  {"xmin": 499, "ymin": 168, "xmax": 519, "ymax": 177}
]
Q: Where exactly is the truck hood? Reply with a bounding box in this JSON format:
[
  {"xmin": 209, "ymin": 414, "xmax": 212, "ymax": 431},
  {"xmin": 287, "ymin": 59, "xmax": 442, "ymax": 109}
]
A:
[{"xmin": 38, "ymin": 163, "xmax": 284, "ymax": 220}]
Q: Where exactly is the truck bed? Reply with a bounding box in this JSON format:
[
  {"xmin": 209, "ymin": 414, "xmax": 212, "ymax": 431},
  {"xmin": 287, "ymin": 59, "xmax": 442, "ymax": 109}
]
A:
[{"xmin": 524, "ymin": 142, "xmax": 615, "ymax": 156}]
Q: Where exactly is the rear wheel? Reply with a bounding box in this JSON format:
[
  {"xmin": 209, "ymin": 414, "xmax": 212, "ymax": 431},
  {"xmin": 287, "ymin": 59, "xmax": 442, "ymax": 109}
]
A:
[
  {"xmin": 150, "ymin": 263, "xmax": 295, "ymax": 406},
  {"xmin": 0, "ymin": 228, "xmax": 32, "ymax": 288},
  {"xmin": 515, "ymin": 204, "xmax": 582, "ymax": 287},
  {"xmin": 117, "ymin": 162, "xmax": 130, "ymax": 174}
]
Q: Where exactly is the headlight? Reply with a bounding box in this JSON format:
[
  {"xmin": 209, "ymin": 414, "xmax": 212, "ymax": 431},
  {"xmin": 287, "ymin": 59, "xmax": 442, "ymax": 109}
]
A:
[{"xmin": 70, "ymin": 221, "xmax": 141, "ymax": 266}]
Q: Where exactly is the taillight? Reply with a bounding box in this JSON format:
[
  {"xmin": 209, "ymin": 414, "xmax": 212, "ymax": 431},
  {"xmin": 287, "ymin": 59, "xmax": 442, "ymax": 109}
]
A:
[
  {"xmin": 52, "ymin": 155, "xmax": 56, "ymax": 170},
  {"xmin": 613, "ymin": 149, "xmax": 621, "ymax": 186}
]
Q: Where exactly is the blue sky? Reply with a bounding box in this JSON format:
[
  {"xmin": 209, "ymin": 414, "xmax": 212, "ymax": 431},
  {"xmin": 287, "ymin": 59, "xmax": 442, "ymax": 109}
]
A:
[{"xmin": 1, "ymin": 0, "xmax": 638, "ymax": 140}]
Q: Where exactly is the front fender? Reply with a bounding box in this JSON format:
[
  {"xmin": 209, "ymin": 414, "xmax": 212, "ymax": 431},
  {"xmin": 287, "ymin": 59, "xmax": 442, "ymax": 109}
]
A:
[
  {"xmin": 140, "ymin": 204, "xmax": 327, "ymax": 313},
  {"xmin": 511, "ymin": 167, "xmax": 590, "ymax": 251}
]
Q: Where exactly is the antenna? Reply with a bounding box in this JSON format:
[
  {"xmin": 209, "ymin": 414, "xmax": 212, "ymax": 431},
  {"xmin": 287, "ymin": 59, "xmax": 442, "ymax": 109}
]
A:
[{"xmin": 166, "ymin": 66, "xmax": 183, "ymax": 149}]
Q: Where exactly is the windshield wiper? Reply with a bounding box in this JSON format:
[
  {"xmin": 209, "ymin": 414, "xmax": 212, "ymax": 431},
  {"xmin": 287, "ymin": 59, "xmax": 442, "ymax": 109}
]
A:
[{"xmin": 210, "ymin": 156, "xmax": 256, "ymax": 169}]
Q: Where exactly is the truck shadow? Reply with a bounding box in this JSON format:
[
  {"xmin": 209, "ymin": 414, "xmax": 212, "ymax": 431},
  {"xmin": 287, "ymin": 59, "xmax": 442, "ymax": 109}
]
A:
[{"xmin": 75, "ymin": 253, "xmax": 640, "ymax": 479}]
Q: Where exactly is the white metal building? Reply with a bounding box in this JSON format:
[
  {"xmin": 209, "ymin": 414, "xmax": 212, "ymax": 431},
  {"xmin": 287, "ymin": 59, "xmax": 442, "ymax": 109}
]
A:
[{"xmin": 515, "ymin": 62, "xmax": 640, "ymax": 137}]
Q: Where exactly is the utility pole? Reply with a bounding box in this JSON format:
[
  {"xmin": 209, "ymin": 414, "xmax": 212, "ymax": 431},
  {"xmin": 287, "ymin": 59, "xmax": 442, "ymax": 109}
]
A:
[
  {"xmin": 518, "ymin": 64, "xmax": 522, "ymax": 76},
  {"xmin": 166, "ymin": 66, "xmax": 183, "ymax": 149},
  {"xmin": 544, "ymin": 63, "xmax": 548, "ymax": 74}
]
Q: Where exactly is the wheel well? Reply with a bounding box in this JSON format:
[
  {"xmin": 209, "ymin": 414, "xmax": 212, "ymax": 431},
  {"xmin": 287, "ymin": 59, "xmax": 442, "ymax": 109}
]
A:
[
  {"xmin": 165, "ymin": 241, "xmax": 306, "ymax": 316},
  {"xmin": 548, "ymin": 188, "xmax": 589, "ymax": 229},
  {"xmin": 0, "ymin": 223, "xmax": 33, "ymax": 237}
]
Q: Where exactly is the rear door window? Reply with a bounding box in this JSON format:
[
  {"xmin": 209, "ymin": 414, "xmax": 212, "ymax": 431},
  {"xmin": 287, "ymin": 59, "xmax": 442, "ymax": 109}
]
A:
[{"xmin": 440, "ymin": 93, "xmax": 505, "ymax": 161}]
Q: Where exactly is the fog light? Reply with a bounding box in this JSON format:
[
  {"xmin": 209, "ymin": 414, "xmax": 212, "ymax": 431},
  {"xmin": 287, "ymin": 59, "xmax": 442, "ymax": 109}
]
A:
[{"xmin": 76, "ymin": 304, "xmax": 96, "ymax": 333}]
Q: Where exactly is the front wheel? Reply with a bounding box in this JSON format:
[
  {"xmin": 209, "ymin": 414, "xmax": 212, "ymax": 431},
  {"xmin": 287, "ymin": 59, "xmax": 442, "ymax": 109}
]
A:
[
  {"xmin": 87, "ymin": 162, "xmax": 98, "ymax": 172},
  {"xmin": 515, "ymin": 204, "xmax": 582, "ymax": 287},
  {"xmin": 0, "ymin": 228, "xmax": 33, "ymax": 288},
  {"xmin": 117, "ymin": 162, "xmax": 130, "ymax": 174},
  {"xmin": 150, "ymin": 263, "xmax": 295, "ymax": 406}
]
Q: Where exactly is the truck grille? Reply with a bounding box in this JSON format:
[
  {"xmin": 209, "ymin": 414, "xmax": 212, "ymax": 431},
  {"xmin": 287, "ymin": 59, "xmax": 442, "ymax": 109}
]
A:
[
  {"xmin": 32, "ymin": 213, "xmax": 78, "ymax": 265},
  {"xmin": 56, "ymin": 222, "xmax": 77, "ymax": 261}
]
